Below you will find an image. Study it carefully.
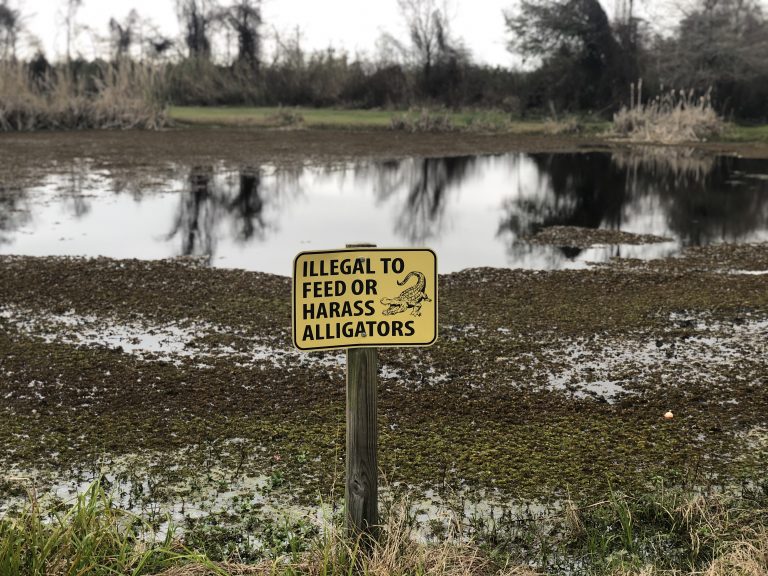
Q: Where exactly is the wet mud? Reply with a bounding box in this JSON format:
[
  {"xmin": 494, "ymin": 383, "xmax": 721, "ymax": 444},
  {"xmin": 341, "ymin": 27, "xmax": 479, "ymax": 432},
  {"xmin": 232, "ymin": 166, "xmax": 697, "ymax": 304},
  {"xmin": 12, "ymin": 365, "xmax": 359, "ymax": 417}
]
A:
[{"xmin": 1, "ymin": 244, "xmax": 766, "ymax": 515}]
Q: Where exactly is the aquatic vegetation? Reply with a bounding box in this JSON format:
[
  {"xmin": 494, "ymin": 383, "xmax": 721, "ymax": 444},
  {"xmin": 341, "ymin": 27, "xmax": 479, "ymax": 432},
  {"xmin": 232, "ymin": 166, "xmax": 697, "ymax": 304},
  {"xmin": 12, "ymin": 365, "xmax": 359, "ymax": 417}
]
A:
[
  {"xmin": 0, "ymin": 243, "xmax": 766, "ymax": 574},
  {"xmin": 0, "ymin": 480, "xmax": 207, "ymax": 575}
]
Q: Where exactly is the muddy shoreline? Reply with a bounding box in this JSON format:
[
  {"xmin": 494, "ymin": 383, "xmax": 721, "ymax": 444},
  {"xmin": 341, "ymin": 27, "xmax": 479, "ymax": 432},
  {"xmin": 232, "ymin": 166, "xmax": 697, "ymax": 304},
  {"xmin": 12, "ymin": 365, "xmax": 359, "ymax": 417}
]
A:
[{"xmin": 2, "ymin": 129, "xmax": 768, "ymax": 178}]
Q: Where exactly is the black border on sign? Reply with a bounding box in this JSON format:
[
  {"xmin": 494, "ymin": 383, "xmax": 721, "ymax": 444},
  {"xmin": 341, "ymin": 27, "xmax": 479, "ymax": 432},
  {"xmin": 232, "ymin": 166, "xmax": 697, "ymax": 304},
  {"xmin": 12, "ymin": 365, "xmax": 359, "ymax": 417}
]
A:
[{"xmin": 292, "ymin": 248, "xmax": 438, "ymax": 351}]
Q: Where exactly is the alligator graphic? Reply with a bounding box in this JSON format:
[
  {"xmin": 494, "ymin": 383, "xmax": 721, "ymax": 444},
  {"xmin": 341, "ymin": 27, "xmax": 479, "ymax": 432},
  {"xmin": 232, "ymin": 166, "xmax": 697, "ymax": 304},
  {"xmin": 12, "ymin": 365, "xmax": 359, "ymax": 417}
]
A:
[{"xmin": 381, "ymin": 271, "xmax": 431, "ymax": 316}]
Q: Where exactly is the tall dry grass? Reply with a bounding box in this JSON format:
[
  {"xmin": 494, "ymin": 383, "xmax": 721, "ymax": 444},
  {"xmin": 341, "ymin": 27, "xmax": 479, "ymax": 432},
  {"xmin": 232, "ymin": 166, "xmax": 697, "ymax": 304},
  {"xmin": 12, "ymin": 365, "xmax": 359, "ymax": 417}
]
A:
[
  {"xmin": 0, "ymin": 62, "xmax": 168, "ymax": 131},
  {"xmin": 390, "ymin": 108, "xmax": 457, "ymax": 132},
  {"xmin": 613, "ymin": 80, "xmax": 724, "ymax": 143}
]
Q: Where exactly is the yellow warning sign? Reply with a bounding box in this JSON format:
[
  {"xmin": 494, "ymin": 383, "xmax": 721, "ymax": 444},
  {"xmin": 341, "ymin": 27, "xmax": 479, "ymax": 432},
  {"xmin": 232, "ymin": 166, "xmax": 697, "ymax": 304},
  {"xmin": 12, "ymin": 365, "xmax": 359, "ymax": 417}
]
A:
[{"xmin": 293, "ymin": 248, "xmax": 438, "ymax": 351}]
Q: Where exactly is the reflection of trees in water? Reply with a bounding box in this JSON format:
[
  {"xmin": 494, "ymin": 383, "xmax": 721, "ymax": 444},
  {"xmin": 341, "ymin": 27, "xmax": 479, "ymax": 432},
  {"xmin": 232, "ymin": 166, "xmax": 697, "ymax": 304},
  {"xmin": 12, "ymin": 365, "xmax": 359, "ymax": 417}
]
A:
[
  {"xmin": 166, "ymin": 165, "xmax": 297, "ymax": 261},
  {"xmin": 0, "ymin": 185, "xmax": 31, "ymax": 245},
  {"xmin": 613, "ymin": 150, "xmax": 768, "ymax": 246},
  {"xmin": 228, "ymin": 168, "xmax": 265, "ymax": 241},
  {"xmin": 57, "ymin": 160, "xmax": 93, "ymax": 218},
  {"xmin": 368, "ymin": 156, "xmax": 476, "ymax": 243},
  {"xmin": 167, "ymin": 166, "xmax": 219, "ymax": 259},
  {"xmin": 1, "ymin": 160, "xmax": 93, "ymax": 246},
  {"xmin": 108, "ymin": 165, "xmax": 180, "ymax": 201},
  {"xmin": 498, "ymin": 150, "xmax": 768, "ymax": 261},
  {"xmin": 498, "ymin": 153, "xmax": 630, "ymax": 260}
]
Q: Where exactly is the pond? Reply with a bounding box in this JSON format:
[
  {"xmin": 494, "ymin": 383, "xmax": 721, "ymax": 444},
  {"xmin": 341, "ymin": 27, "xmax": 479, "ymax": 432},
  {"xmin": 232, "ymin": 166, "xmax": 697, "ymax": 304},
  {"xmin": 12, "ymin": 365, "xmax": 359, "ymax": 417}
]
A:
[{"xmin": 2, "ymin": 147, "xmax": 768, "ymax": 274}]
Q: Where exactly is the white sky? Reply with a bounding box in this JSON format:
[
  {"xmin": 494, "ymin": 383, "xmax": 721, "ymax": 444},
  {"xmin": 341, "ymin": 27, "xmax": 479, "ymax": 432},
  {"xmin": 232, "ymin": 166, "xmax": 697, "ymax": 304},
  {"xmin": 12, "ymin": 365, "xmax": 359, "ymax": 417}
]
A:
[{"xmin": 15, "ymin": 0, "xmax": 688, "ymax": 66}]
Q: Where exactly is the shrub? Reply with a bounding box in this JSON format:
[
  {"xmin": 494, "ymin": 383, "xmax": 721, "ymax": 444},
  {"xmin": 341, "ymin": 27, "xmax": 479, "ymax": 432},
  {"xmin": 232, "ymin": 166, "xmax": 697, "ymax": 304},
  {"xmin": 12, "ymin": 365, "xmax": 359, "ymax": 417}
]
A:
[
  {"xmin": 544, "ymin": 116, "xmax": 584, "ymax": 135},
  {"xmin": 390, "ymin": 107, "xmax": 456, "ymax": 132},
  {"xmin": 613, "ymin": 80, "xmax": 724, "ymax": 143},
  {"xmin": 463, "ymin": 109, "xmax": 515, "ymax": 132},
  {"xmin": 264, "ymin": 106, "xmax": 305, "ymax": 128}
]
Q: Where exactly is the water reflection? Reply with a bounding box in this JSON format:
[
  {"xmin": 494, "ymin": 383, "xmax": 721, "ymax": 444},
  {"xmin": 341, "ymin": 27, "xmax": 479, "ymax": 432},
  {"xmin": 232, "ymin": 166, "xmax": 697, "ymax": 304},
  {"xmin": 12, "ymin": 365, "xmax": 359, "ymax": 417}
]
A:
[
  {"xmin": 498, "ymin": 150, "xmax": 768, "ymax": 260},
  {"xmin": 2, "ymin": 149, "xmax": 767, "ymax": 274},
  {"xmin": 63, "ymin": 162, "xmax": 92, "ymax": 219},
  {"xmin": 0, "ymin": 185, "xmax": 31, "ymax": 245},
  {"xmin": 369, "ymin": 157, "xmax": 476, "ymax": 243},
  {"xmin": 165, "ymin": 166, "xmax": 295, "ymax": 262},
  {"xmin": 167, "ymin": 166, "xmax": 218, "ymax": 260},
  {"xmin": 613, "ymin": 148, "xmax": 768, "ymax": 245},
  {"xmin": 230, "ymin": 168, "xmax": 266, "ymax": 242}
]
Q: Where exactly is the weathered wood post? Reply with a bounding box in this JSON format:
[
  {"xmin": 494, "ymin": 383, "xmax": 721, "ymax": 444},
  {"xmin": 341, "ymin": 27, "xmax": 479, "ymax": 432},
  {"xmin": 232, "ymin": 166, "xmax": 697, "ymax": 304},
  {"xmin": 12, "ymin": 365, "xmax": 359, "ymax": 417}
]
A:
[{"xmin": 345, "ymin": 243, "xmax": 379, "ymax": 540}]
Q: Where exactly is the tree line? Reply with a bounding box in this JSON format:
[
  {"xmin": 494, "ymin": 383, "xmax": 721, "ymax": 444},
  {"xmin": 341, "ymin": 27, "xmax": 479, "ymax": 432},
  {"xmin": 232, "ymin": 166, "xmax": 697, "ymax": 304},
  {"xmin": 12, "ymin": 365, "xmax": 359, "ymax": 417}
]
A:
[{"xmin": 1, "ymin": 0, "xmax": 767, "ymax": 119}]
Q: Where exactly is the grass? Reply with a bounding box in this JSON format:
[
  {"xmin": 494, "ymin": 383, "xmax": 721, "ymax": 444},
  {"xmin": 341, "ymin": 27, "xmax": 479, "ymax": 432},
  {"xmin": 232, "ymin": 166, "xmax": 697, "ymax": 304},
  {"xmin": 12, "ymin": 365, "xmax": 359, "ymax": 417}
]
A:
[
  {"xmin": 0, "ymin": 479, "xmax": 529, "ymax": 576},
  {"xmin": 169, "ymin": 106, "xmax": 396, "ymax": 129},
  {"xmin": 0, "ymin": 480, "xmax": 211, "ymax": 575},
  {"xmin": 168, "ymin": 106, "xmax": 608, "ymax": 134},
  {"xmin": 2, "ymin": 477, "xmax": 766, "ymax": 575},
  {"xmin": 722, "ymin": 123, "xmax": 768, "ymax": 143}
]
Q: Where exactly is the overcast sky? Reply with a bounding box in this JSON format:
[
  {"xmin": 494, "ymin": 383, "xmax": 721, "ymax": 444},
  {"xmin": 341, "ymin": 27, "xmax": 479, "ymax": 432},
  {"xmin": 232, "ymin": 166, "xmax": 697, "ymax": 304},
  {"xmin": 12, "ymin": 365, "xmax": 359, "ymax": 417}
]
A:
[{"xmin": 17, "ymin": 0, "xmax": 681, "ymax": 65}]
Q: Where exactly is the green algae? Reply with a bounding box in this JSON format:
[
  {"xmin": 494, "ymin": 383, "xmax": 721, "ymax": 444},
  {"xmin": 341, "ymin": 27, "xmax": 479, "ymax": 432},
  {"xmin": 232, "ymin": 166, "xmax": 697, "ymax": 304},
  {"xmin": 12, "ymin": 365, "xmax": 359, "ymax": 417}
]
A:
[{"xmin": 1, "ymin": 244, "xmax": 766, "ymax": 512}]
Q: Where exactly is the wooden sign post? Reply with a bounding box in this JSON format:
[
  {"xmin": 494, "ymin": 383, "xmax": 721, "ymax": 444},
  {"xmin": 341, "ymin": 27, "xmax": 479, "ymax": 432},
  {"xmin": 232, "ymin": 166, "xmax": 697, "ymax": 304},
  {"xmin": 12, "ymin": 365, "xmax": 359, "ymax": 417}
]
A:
[
  {"xmin": 345, "ymin": 243, "xmax": 378, "ymax": 540},
  {"xmin": 292, "ymin": 246, "xmax": 437, "ymax": 540}
]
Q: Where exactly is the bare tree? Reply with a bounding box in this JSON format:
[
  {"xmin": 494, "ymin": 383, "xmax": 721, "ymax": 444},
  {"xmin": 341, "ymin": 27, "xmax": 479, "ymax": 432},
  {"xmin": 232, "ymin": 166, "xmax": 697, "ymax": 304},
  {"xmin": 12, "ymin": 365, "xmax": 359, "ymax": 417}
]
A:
[
  {"xmin": 226, "ymin": 0, "xmax": 261, "ymax": 70},
  {"xmin": 176, "ymin": 0, "xmax": 219, "ymax": 60},
  {"xmin": 0, "ymin": 1, "xmax": 20, "ymax": 60},
  {"xmin": 658, "ymin": 0, "xmax": 768, "ymax": 89},
  {"xmin": 387, "ymin": 0, "xmax": 463, "ymax": 79},
  {"xmin": 64, "ymin": 0, "xmax": 82, "ymax": 62},
  {"xmin": 378, "ymin": 0, "xmax": 468, "ymax": 101},
  {"xmin": 109, "ymin": 9, "xmax": 139, "ymax": 60}
]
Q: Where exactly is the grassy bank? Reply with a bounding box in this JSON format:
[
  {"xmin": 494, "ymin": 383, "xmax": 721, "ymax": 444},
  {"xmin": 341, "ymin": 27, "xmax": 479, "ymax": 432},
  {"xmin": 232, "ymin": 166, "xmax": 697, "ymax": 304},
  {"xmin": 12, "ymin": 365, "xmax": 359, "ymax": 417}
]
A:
[
  {"xmin": 168, "ymin": 106, "xmax": 608, "ymax": 134},
  {"xmin": 2, "ymin": 477, "xmax": 766, "ymax": 575},
  {"xmin": 167, "ymin": 106, "xmax": 768, "ymax": 143},
  {"xmin": 721, "ymin": 124, "xmax": 768, "ymax": 143}
]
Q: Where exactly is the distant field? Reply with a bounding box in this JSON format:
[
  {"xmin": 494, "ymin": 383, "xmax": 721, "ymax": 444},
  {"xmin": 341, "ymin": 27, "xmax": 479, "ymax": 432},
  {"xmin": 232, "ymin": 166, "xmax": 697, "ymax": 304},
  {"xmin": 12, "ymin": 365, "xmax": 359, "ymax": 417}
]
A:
[
  {"xmin": 169, "ymin": 106, "xmax": 768, "ymax": 143},
  {"xmin": 168, "ymin": 105, "xmax": 606, "ymax": 133},
  {"xmin": 723, "ymin": 123, "xmax": 768, "ymax": 142},
  {"xmin": 169, "ymin": 106, "xmax": 395, "ymax": 128}
]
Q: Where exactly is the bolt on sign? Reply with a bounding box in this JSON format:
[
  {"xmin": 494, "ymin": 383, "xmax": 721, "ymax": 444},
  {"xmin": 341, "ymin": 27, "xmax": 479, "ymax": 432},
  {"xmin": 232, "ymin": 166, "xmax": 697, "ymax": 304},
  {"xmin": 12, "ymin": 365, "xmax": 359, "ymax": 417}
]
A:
[{"xmin": 292, "ymin": 248, "xmax": 438, "ymax": 351}]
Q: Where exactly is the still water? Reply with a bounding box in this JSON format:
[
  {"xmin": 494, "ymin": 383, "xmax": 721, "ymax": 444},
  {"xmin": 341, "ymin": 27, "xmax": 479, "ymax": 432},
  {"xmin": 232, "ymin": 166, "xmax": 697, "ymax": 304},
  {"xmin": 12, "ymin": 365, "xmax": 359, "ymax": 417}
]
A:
[{"xmin": 2, "ymin": 149, "xmax": 768, "ymax": 274}]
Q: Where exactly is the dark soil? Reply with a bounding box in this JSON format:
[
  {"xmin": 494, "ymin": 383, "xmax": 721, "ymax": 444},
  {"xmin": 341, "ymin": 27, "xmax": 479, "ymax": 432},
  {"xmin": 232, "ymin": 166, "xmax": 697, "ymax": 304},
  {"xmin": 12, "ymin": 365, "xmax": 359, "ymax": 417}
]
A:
[{"xmin": 2, "ymin": 129, "xmax": 768, "ymax": 178}]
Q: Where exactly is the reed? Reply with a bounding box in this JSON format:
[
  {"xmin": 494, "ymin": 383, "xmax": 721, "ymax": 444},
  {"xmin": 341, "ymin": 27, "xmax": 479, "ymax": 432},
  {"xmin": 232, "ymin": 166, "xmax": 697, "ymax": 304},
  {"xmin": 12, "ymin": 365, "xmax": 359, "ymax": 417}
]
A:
[
  {"xmin": 0, "ymin": 61, "xmax": 167, "ymax": 131},
  {"xmin": 612, "ymin": 80, "xmax": 723, "ymax": 143}
]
